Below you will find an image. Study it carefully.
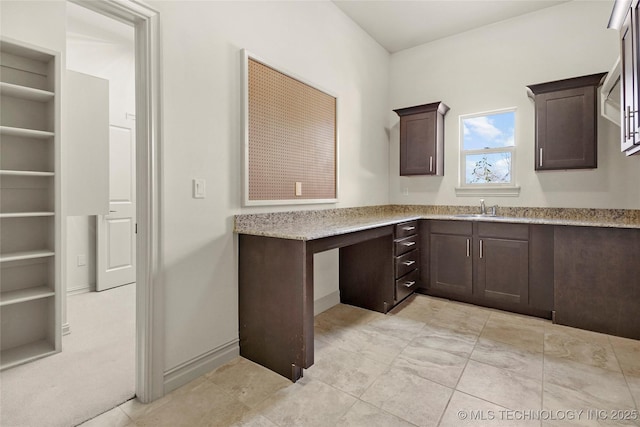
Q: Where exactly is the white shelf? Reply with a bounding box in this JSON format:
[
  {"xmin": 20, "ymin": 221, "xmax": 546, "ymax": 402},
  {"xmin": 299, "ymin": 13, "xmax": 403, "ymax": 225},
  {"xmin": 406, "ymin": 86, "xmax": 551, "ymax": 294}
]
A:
[
  {"xmin": 0, "ymin": 286, "xmax": 54, "ymax": 307},
  {"xmin": 0, "ymin": 37, "xmax": 60, "ymax": 370},
  {"xmin": 0, "ymin": 250, "xmax": 55, "ymax": 263},
  {"xmin": 0, "ymin": 340, "xmax": 56, "ymax": 370},
  {"xmin": 0, "ymin": 82, "xmax": 54, "ymax": 102},
  {"xmin": 0, "ymin": 126, "xmax": 54, "ymax": 139},
  {"xmin": 0, "ymin": 170, "xmax": 54, "ymax": 177},
  {"xmin": 0, "ymin": 212, "xmax": 54, "ymax": 218}
]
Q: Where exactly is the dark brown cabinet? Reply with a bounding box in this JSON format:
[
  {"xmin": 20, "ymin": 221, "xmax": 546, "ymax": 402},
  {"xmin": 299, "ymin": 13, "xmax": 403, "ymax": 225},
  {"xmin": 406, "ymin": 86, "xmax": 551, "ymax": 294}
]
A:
[
  {"xmin": 429, "ymin": 221, "xmax": 473, "ymax": 296},
  {"xmin": 393, "ymin": 221, "xmax": 420, "ymax": 304},
  {"xmin": 527, "ymin": 73, "xmax": 606, "ymax": 170},
  {"xmin": 476, "ymin": 222, "xmax": 529, "ymax": 306},
  {"xmin": 393, "ymin": 102, "xmax": 449, "ymax": 176},
  {"xmin": 426, "ymin": 220, "xmax": 553, "ymax": 318},
  {"xmin": 554, "ymin": 226, "xmax": 640, "ymax": 340}
]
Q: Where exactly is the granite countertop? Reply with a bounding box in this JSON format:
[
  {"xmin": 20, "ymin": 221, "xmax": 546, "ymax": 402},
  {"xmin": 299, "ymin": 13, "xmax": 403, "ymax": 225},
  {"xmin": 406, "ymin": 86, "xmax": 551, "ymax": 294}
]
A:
[{"xmin": 234, "ymin": 205, "xmax": 640, "ymax": 240}]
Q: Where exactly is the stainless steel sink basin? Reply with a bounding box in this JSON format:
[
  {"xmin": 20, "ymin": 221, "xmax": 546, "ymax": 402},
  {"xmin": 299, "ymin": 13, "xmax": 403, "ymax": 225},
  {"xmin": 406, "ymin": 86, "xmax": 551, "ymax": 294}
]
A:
[{"xmin": 454, "ymin": 214, "xmax": 499, "ymax": 218}]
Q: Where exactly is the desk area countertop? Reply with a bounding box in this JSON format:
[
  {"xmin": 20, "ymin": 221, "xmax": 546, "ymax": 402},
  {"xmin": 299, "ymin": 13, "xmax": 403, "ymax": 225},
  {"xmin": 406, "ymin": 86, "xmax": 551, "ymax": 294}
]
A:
[{"xmin": 234, "ymin": 205, "xmax": 640, "ymax": 240}]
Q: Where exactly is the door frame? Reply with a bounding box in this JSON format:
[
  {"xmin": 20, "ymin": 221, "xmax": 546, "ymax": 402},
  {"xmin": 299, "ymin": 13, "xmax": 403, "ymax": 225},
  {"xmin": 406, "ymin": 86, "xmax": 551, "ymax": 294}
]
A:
[{"xmin": 70, "ymin": 0, "xmax": 164, "ymax": 403}]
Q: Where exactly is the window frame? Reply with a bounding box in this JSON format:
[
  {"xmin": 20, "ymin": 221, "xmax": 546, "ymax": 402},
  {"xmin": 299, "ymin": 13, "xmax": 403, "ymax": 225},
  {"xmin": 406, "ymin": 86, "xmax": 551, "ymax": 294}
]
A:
[{"xmin": 458, "ymin": 107, "xmax": 519, "ymax": 194}]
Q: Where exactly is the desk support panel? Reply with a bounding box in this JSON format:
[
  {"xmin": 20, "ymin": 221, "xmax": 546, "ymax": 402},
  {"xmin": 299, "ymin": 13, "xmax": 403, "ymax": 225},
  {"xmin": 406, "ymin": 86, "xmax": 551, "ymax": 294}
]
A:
[
  {"xmin": 238, "ymin": 226, "xmax": 394, "ymax": 382},
  {"xmin": 239, "ymin": 235, "xmax": 312, "ymax": 381}
]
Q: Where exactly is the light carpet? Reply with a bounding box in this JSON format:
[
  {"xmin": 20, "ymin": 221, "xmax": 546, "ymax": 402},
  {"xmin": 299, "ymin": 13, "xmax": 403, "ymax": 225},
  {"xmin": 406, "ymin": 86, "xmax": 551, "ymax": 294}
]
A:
[{"xmin": 1, "ymin": 283, "xmax": 136, "ymax": 427}]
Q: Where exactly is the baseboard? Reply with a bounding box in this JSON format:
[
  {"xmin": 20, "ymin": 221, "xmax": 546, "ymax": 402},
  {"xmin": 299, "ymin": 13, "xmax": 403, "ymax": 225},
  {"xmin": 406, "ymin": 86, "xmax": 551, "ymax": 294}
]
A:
[
  {"xmin": 163, "ymin": 338, "xmax": 239, "ymax": 394},
  {"xmin": 314, "ymin": 290, "xmax": 340, "ymax": 315},
  {"xmin": 67, "ymin": 286, "xmax": 93, "ymax": 296}
]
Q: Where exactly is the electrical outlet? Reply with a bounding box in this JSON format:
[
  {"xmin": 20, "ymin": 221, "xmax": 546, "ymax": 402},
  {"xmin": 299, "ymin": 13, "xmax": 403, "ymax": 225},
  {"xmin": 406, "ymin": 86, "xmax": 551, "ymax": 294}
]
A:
[
  {"xmin": 402, "ymin": 187, "xmax": 409, "ymax": 196},
  {"xmin": 295, "ymin": 182, "xmax": 302, "ymax": 196}
]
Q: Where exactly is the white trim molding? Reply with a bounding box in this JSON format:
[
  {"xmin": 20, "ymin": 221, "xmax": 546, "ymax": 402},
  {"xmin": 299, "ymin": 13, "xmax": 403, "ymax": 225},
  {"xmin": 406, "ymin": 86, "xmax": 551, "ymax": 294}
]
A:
[
  {"xmin": 69, "ymin": 0, "xmax": 164, "ymax": 404},
  {"xmin": 314, "ymin": 291, "xmax": 341, "ymax": 316},
  {"xmin": 163, "ymin": 339, "xmax": 239, "ymax": 394},
  {"xmin": 455, "ymin": 186, "xmax": 521, "ymax": 197}
]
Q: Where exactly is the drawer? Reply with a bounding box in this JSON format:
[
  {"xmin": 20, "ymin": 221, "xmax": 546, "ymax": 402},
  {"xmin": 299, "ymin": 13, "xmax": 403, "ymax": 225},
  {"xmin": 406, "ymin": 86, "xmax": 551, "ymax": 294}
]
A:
[
  {"xmin": 396, "ymin": 269, "xmax": 419, "ymax": 302},
  {"xmin": 395, "ymin": 249, "xmax": 419, "ymax": 278},
  {"xmin": 395, "ymin": 235, "xmax": 418, "ymax": 256},
  {"xmin": 395, "ymin": 220, "xmax": 418, "ymax": 239},
  {"xmin": 477, "ymin": 222, "xmax": 529, "ymax": 240},
  {"xmin": 430, "ymin": 220, "xmax": 472, "ymax": 235}
]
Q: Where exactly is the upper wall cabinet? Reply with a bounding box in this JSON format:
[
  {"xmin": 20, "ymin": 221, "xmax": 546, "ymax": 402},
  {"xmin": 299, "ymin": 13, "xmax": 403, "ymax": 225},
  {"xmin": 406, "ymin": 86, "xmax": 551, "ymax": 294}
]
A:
[
  {"xmin": 394, "ymin": 102, "xmax": 449, "ymax": 176},
  {"xmin": 617, "ymin": 0, "xmax": 640, "ymax": 156},
  {"xmin": 527, "ymin": 73, "xmax": 606, "ymax": 171}
]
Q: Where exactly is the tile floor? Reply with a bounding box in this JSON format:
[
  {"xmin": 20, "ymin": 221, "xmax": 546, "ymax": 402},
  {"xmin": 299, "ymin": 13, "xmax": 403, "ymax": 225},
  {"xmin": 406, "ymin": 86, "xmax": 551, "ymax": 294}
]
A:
[{"xmin": 81, "ymin": 295, "xmax": 640, "ymax": 427}]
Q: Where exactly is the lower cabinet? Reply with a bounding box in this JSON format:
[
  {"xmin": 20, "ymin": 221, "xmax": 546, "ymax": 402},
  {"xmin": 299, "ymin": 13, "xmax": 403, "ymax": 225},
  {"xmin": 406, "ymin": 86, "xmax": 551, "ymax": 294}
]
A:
[
  {"xmin": 426, "ymin": 220, "xmax": 553, "ymax": 318},
  {"xmin": 430, "ymin": 221, "xmax": 473, "ymax": 296},
  {"xmin": 393, "ymin": 220, "xmax": 420, "ymax": 306},
  {"xmin": 476, "ymin": 222, "xmax": 529, "ymax": 306},
  {"xmin": 554, "ymin": 226, "xmax": 640, "ymax": 340}
]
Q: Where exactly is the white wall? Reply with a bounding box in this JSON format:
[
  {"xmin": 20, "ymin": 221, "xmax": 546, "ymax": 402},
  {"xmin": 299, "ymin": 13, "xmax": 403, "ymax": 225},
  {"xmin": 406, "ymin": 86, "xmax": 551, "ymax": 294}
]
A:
[
  {"xmin": 148, "ymin": 0, "xmax": 390, "ymax": 372},
  {"xmin": 0, "ymin": 1, "xmax": 66, "ymax": 52},
  {"xmin": 389, "ymin": 0, "xmax": 640, "ymax": 209},
  {"xmin": 64, "ymin": 3, "xmax": 136, "ymax": 293},
  {"xmin": 5, "ymin": 0, "xmax": 638, "ymax": 399},
  {"xmin": 1, "ymin": 0, "xmax": 390, "ymax": 392}
]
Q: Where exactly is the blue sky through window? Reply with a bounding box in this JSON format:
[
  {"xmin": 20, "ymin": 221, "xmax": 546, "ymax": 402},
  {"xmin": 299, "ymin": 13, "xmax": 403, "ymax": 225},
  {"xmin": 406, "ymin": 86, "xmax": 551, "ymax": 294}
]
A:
[{"xmin": 463, "ymin": 111, "xmax": 515, "ymax": 150}]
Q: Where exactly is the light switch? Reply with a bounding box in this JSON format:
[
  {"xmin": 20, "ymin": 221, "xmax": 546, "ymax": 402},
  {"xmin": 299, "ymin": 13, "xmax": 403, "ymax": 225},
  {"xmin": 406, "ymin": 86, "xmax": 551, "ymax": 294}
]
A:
[
  {"xmin": 77, "ymin": 254, "xmax": 87, "ymax": 266},
  {"xmin": 193, "ymin": 178, "xmax": 206, "ymax": 199},
  {"xmin": 295, "ymin": 181, "xmax": 302, "ymax": 196}
]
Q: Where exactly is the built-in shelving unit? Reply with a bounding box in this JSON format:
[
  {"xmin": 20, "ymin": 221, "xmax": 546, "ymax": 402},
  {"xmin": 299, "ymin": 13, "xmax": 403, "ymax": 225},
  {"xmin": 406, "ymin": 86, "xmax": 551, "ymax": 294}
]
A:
[{"xmin": 0, "ymin": 38, "xmax": 61, "ymax": 371}]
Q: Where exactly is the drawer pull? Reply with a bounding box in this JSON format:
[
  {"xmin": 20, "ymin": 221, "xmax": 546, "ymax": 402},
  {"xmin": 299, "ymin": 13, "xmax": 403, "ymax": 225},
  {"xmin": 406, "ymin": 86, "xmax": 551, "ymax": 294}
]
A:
[
  {"xmin": 402, "ymin": 226, "xmax": 416, "ymax": 231},
  {"xmin": 402, "ymin": 260, "xmax": 415, "ymax": 266},
  {"xmin": 403, "ymin": 281, "xmax": 415, "ymax": 288},
  {"xmin": 402, "ymin": 241, "xmax": 416, "ymax": 247},
  {"xmin": 539, "ymin": 148, "xmax": 543, "ymax": 168}
]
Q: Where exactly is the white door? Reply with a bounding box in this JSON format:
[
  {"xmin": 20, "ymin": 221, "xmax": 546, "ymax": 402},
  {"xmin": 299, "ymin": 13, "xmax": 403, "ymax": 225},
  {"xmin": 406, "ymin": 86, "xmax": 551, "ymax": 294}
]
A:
[{"xmin": 97, "ymin": 124, "xmax": 136, "ymax": 291}]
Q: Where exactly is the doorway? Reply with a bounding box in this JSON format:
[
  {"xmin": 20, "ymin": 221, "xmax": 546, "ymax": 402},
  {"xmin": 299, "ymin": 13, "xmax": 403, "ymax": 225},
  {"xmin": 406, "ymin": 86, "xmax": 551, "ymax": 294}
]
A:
[
  {"xmin": 66, "ymin": 1, "xmax": 137, "ymax": 293},
  {"xmin": 67, "ymin": 0, "xmax": 165, "ymax": 405}
]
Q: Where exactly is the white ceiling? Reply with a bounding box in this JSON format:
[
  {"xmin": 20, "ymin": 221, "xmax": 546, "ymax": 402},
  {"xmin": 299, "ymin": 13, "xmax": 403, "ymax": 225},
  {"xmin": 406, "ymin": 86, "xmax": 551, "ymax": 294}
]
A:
[{"xmin": 332, "ymin": 0, "xmax": 570, "ymax": 53}]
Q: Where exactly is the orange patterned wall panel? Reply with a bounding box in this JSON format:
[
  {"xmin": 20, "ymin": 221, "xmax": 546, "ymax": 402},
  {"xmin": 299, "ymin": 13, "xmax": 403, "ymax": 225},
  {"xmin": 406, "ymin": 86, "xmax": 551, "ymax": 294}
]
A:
[{"xmin": 248, "ymin": 58, "xmax": 337, "ymax": 202}]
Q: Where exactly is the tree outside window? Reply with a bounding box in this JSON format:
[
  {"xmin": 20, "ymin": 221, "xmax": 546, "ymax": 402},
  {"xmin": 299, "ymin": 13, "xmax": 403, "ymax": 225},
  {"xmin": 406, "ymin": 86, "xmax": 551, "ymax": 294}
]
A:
[{"xmin": 460, "ymin": 109, "xmax": 516, "ymax": 186}]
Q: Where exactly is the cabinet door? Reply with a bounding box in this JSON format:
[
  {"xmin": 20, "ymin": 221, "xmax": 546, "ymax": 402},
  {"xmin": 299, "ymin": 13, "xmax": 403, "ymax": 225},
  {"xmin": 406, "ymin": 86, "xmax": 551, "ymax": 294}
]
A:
[
  {"xmin": 429, "ymin": 233, "xmax": 472, "ymax": 296},
  {"xmin": 64, "ymin": 71, "xmax": 110, "ymax": 215},
  {"xmin": 400, "ymin": 111, "xmax": 436, "ymax": 175},
  {"xmin": 622, "ymin": 8, "xmax": 637, "ymax": 151},
  {"xmin": 535, "ymin": 86, "xmax": 597, "ymax": 170},
  {"xmin": 476, "ymin": 237, "xmax": 528, "ymax": 305}
]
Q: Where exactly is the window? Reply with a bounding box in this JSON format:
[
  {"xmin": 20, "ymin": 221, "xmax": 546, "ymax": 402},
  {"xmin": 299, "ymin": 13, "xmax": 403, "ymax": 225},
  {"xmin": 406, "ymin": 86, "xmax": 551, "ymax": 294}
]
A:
[{"xmin": 460, "ymin": 109, "xmax": 516, "ymax": 190}]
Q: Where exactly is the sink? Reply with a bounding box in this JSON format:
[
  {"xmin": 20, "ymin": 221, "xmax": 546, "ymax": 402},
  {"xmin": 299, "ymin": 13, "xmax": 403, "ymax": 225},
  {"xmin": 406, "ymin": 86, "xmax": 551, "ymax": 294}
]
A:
[{"xmin": 454, "ymin": 214, "xmax": 498, "ymax": 218}]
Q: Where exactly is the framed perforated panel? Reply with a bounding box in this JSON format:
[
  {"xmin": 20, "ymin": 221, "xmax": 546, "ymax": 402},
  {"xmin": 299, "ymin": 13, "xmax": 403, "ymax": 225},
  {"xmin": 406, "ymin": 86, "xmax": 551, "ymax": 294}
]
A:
[{"xmin": 242, "ymin": 50, "xmax": 338, "ymax": 205}]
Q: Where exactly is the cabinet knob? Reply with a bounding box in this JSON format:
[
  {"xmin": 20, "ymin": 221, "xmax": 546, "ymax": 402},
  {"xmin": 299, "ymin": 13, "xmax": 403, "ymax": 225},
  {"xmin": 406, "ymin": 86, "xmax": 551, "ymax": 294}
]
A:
[
  {"xmin": 403, "ymin": 281, "xmax": 415, "ymax": 288},
  {"xmin": 402, "ymin": 260, "xmax": 416, "ymax": 266}
]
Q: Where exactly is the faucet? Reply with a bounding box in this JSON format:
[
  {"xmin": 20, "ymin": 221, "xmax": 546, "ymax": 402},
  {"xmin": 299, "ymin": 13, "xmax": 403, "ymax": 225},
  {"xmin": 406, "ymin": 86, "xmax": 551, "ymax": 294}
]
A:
[{"xmin": 480, "ymin": 199, "xmax": 498, "ymax": 216}]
